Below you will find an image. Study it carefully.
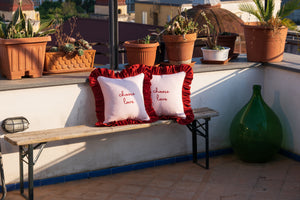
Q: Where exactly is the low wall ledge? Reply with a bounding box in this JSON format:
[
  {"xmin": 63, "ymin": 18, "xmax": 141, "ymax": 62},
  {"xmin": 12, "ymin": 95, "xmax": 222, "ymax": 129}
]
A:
[{"xmin": 0, "ymin": 54, "xmax": 298, "ymax": 92}]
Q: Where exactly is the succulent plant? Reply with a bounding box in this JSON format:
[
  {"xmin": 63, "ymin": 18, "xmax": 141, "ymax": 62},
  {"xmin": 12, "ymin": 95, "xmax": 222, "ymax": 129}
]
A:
[
  {"xmin": 49, "ymin": 37, "xmax": 93, "ymax": 56},
  {"xmin": 77, "ymin": 48, "xmax": 84, "ymax": 56},
  {"xmin": 62, "ymin": 43, "xmax": 75, "ymax": 54},
  {"xmin": 49, "ymin": 46, "xmax": 58, "ymax": 52}
]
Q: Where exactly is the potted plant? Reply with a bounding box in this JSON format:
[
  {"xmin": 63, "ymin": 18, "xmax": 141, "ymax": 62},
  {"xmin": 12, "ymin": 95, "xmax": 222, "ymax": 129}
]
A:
[
  {"xmin": 0, "ymin": 2, "xmax": 55, "ymax": 80},
  {"xmin": 162, "ymin": 11, "xmax": 198, "ymax": 65},
  {"xmin": 123, "ymin": 35, "xmax": 159, "ymax": 66},
  {"xmin": 44, "ymin": 18, "xmax": 96, "ymax": 74},
  {"xmin": 239, "ymin": 0, "xmax": 300, "ymax": 62},
  {"xmin": 200, "ymin": 11, "xmax": 230, "ymax": 62}
]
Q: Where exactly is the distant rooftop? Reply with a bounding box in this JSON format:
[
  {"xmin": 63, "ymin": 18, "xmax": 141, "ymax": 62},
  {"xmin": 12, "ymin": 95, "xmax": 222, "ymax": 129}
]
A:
[
  {"xmin": 0, "ymin": 0, "xmax": 34, "ymax": 11},
  {"xmin": 135, "ymin": 0, "xmax": 193, "ymax": 6}
]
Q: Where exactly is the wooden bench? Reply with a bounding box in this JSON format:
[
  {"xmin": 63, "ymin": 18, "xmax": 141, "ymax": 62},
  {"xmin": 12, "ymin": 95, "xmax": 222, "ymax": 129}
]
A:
[{"xmin": 4, "ymin": 107, "xmax": 218, "ymax": 200}]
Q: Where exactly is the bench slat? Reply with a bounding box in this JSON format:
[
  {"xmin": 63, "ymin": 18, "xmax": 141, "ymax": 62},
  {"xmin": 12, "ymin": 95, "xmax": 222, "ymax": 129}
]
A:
[{"xmin": 4, "ymin": 107, "xmax": 218, "ymax": 146}]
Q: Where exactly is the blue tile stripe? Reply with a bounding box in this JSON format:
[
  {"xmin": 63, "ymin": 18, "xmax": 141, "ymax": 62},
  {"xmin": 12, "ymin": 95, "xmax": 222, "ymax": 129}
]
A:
[
  {"xmin": 279, "ymin": 149, "xmax": 300, "ymax": 162},
  {"xmin": 2, "ymin": 147, "xmax": 299, "ymax": 192}
]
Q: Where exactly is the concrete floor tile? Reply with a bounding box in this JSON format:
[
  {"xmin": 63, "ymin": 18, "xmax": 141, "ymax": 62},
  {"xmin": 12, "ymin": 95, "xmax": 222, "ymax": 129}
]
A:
[
  {"xmin": 117, "ymin": 184, "xmax": 144, "ymax": 194},
  {"xmin": 166, "ymin": 189, "xmax": 195, "ymax": 200},
  {"xmin": 140, "ymin": 186, "xmax": 170, "ymax": 197},
  {"xmin": 5, "ymin": 155, "xmax": 300, "ymax": 200}
]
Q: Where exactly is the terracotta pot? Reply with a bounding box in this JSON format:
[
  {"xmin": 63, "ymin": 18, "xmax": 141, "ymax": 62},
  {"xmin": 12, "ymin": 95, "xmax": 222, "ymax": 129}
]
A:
[
  {"xmin": 44, "ymin": 49, "xmax": 96, "ymax": 74},
  {"xmin": 0, "ymin": 36, "xmax": 51, "ymax": 80},
  {"xmin": 243, "ymin": 23, "xmax": 288, "ymax": 62},
  {"xmin": 124, "ymin": 41, "xmax": 159, "ymax": 66},
  {"xmin": 163, "ymin": 33, "xmax": 197, "ymax": 65},
  {"xmin": 217, "ymin": 33, "xmax": 238, "ymax": 57}
]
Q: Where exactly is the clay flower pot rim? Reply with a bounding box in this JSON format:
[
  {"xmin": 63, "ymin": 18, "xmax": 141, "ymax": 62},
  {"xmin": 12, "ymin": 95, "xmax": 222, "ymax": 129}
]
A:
[
  {"xmin": 0, "ymin": 36, "xmax": 51, "ymax": 44},
  {"xmin": 163, "ymin": 33, "xmax": 197, "ymax": 43},
  {"xmin": 124, "ymin": 40, "xmax": 159, "ymax": 48},
  {"xmin": 242, "ymin": 22, "xmax": 287, "ymax": 30},
  {"xmin": 163, "ymin": 33, "xmax": 197, "ymax": 37}
]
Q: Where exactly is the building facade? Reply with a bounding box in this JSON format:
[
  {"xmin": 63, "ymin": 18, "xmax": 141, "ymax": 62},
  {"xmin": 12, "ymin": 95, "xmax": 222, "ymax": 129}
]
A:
[{"xmin": 135, "ymin": 0, "xmax": 193, "ymax": 26}]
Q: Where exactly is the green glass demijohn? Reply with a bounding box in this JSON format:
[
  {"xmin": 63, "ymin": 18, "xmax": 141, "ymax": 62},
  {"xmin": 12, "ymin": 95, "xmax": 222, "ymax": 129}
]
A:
[{"xmin": 230, "ymin": 85, "xmax": 283, "ymax": 163}]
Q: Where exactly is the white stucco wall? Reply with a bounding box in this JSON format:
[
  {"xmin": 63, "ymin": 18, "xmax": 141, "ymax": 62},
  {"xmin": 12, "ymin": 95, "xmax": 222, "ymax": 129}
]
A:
[{"xmin": 0, "ymin": 66, "xmax": 264, "ymax": 184}]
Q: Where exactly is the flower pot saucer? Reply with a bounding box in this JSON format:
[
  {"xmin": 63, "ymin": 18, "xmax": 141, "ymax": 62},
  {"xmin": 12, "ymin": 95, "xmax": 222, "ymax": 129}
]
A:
[
  {"xmin": 201, "ymin": 53, "xmax": 239, "ymax": 64},
  {"xmin": 201, "ymin": 58, "xmax": 230, "ymax": 64}
]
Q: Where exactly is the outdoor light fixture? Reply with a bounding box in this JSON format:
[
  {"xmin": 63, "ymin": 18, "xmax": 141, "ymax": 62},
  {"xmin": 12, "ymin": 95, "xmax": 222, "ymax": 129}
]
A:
[{"xmin": 1, "ymin": 117, "xmax": 29, "ymax": 133}]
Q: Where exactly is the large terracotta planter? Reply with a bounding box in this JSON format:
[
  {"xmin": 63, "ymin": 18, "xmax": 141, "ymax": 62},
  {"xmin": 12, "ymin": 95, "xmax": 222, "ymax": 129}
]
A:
[
  {"xmin": 163, "ymin": 33, "xmax": 197, "ymax": 65},
  {"xmin": 0, "ymin": 36, "xmax": 51, "ymax": 80},
  {"xmin": 124, "ymin": 41, "xmax": 159, "ymax": 66},
  {"xmin": 44, "ymin": 49, "xmax": 96, "ymax": 74},
  {"xmin": 243, "ymin": 23, "xmax": 288, "ymax": 62}
]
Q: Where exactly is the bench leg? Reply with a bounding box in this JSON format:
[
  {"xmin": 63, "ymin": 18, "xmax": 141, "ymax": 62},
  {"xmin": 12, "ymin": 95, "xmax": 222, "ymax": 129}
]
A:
[
  {"xmin": 192, "ymin": 120, "xmax": 197, "ymax": 163},
  {"xmin": 187, "ymin": 118, "xmax": 210, "ymax": 169},
  {"xmin": 19, "ymin": 145, "xmax": 35, "ymax": 200},
  {"xmin": 28, "ymin": 145, "xmax": 34, "ymax": 200},
  {"xmin": 19, "ymin": 147, "xmax": 24, "ymax": 197},
  {"xmin": 0, "ymin": 145, "xmax": 7, "ymax": 200},
  {"xmin": 205, "ymin": 119, "xmax": 209, "ymax": 169}
]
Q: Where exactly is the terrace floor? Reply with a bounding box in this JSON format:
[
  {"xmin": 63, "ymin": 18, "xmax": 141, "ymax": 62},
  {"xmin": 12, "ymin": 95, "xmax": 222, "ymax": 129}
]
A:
[{"xmin": 4, "ymin": 154, "xmax": 300, "ymax": 200}]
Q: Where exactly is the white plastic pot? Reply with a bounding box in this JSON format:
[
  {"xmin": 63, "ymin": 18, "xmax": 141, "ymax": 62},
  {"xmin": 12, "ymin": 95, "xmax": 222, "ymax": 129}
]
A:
[{"xmin": 201, "ymin": 47, "xmax": 230, "ymax": 61}]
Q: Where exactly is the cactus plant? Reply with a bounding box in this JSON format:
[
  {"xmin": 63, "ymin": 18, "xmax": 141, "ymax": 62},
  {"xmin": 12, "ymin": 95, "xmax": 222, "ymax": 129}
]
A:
[{"xmin": 0, "ymin": 1, "xmax": 55, "ymax": 39}]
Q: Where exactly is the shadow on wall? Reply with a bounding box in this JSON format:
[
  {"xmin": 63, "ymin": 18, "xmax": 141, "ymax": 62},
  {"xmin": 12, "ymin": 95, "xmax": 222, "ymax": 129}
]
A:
[{"xmin": 271, "ymin": 91, "xmax": 293, "ymax": 151}]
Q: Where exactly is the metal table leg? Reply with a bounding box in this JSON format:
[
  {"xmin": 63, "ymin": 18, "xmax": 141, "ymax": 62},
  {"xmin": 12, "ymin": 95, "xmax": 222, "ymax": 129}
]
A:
[{"xmin": 186, "ymin": 118, "xmax": 210, "ymax": 169}]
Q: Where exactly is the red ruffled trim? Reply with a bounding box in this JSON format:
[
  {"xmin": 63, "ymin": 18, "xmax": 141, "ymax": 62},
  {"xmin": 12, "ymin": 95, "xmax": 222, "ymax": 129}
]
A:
[
  {"xmin": 149, "ymin": 64, "xmax": 194, "ymax": 125},
  {"xmin": 89, "ymin": 64, "xmax": 158, "ymax": 126}
]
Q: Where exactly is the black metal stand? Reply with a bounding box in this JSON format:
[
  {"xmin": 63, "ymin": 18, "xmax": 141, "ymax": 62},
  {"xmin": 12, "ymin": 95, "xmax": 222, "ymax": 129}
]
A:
[
  {"xmin": 186, "ymin": 118, "xmax": 210, "ymax": 169},
  {"xmin": 0, "ymin": 144, "xmax": 7, "ymax": 200}
]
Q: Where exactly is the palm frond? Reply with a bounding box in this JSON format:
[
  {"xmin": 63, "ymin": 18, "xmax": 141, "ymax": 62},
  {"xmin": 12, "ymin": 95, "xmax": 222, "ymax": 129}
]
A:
[
  {"xmin": 277, "ymin": 0, "xmax": 300, "ymax": 18},
  {"xmin": 281, "ymin": 18, "xmax": 297, "ymax": 30},
  {"xmin": 265, "ymin": 0, "xmax": 275, "ymax": 22},
  {"xmin": 253, "ymin": 0, "xmax": 265, "ymax": 20},
  {"xmin": 239, "ymin": 3, "xmax": 263, "ymax": 22}
]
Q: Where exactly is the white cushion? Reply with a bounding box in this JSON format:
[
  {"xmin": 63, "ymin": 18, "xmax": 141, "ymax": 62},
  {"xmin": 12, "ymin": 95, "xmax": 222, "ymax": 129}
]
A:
[
  {"xmin": 97, "ymin": 73, "xmax": 150, "ymax": 123},
  {"xmin": 150, "ymin": 71, "xmax": 186, "ymax": 118}
]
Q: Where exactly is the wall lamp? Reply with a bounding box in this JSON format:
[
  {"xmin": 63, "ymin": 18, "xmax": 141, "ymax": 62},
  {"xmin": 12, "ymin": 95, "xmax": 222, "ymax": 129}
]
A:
[{"xmin": 1, "ymin": 117, "xmax": 29, "ymax": 133}]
